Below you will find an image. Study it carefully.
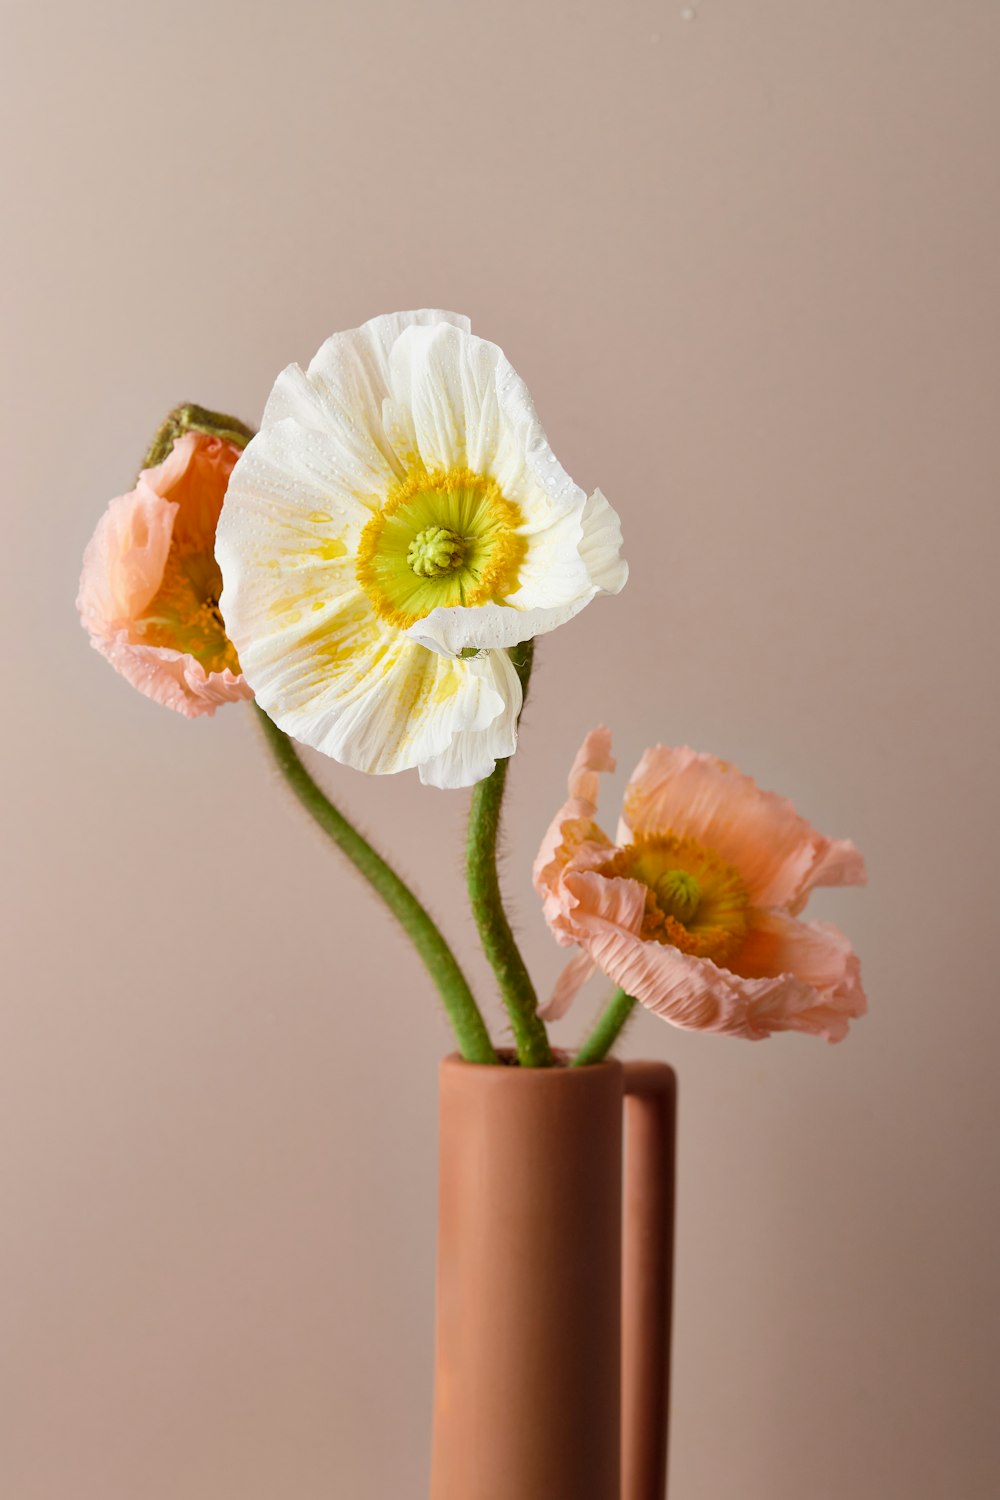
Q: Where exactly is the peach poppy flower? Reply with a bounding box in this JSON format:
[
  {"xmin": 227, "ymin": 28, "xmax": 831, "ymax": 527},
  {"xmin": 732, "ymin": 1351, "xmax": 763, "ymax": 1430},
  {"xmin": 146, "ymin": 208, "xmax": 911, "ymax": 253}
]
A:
[
  {"xmin": 78, "ymin": 431, "xmax": 254, "ymax": 718},
  {"xmin": 533, "ymin": 728, "xmax": 868, "ymax": 1042}
]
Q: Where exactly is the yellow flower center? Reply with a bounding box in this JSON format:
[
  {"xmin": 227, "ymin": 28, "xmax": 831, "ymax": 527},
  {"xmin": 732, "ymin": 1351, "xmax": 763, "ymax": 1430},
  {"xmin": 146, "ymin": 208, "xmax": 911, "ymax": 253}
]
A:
[
  {"xmin": 600, "ymin": 831, "xmax": 750, "ymax": 966},
  {"xmin": 136, "ymin": 542, "xmax": 240, "ymax": 675},
  {"xmin": 356, "ymin": 466, "xmax": 525, "ymax": 628}
]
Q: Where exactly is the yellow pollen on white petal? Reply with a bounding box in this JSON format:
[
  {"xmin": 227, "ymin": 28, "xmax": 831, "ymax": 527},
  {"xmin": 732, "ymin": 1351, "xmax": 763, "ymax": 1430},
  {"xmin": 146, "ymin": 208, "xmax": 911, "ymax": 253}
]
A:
[
  {"xmin": 355, "ymin": 465, "xmax": 525, "ymax": 629},
  {"xmin": 311, "ymin": 538, "xmax": 348, "ymax": 562}
]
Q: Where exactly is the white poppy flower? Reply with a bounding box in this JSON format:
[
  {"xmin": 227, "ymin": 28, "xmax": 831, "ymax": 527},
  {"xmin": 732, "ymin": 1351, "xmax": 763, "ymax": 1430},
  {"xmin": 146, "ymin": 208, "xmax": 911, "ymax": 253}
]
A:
[{"xmin": 216, "ymin": 310, "xmax": 627, "ymax": 789}]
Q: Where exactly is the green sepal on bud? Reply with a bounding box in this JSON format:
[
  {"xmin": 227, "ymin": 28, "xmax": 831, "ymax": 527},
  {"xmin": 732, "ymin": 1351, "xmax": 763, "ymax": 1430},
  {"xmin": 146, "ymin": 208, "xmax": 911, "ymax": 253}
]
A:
[{"xmin": 141, "ymin": 403, "xmax": 257, "ymax": 473}]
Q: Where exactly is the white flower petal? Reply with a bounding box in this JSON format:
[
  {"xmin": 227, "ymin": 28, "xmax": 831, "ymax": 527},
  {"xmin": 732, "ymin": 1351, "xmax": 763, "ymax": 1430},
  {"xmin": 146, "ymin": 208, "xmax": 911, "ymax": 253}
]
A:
[
  {"xmin": 311, "ymin": 311, "xmax": 471, "ymax": 408},
  {"xmin": 405, "ymin": 600, "xmax": 580, "ymax": 656},
  {"xmin": 228, "ymin": 575, "xmax": 514, "ymax": 785},
  {"xmin": 417, "ymin": 649, "xmax": 522, "ymax": 788},
  {"xmin": 224, "ymin": 418, "xmax": 379, "ymax": 537},
  {"xmin": 260, "ymin": 362, "xmax": 339, "ymax": 435},
  {"xmin": 383, "ymin": 321, "xmax": 505, "ymax": 472},
  {"xmin": 308, "ymin": 310, "xmax": 471, "ymax": 470},
  {"xmin": 578, "ymin": 488, "xmax": 628, "ymax": 595},
  {"xmin": 262, "ymin": 311, "xmax": 470, "ymax": 481},
  {"xmin": 217, "ymin": 421, "xmax": 374, "ymax": 646}
]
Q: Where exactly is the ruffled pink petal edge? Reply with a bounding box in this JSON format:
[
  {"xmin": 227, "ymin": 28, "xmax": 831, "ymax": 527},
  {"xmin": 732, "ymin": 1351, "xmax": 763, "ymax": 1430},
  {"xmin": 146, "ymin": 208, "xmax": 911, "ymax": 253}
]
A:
[
  {"xmin": 532, "ymin": 726, "xmax": 616, "ymax": 890},
  {"xmin": 557, "ymin": 870, "xmax": 866, "ymax": 1042},
  {"xmin": 620, "ymin": 745, "xmax": 866, "ymax": 914},
  {"xmin": 89, "ymin": 633, "xmax": 253, "ymax": 719}
]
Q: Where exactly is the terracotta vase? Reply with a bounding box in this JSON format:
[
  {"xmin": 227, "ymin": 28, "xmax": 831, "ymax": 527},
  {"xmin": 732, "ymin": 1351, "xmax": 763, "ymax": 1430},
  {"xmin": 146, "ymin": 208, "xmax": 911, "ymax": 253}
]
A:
[{"xmin": 430, "ymin": 1054, "xmax": 676, "ymax": 1500}]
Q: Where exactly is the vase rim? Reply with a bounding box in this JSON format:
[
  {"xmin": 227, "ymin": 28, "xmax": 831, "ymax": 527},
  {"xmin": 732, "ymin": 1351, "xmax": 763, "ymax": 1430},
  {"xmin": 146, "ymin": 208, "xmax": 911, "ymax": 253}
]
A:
[{"xmin": 441, "ymin": 1049, "xmax": 622, "ymax": 1076}]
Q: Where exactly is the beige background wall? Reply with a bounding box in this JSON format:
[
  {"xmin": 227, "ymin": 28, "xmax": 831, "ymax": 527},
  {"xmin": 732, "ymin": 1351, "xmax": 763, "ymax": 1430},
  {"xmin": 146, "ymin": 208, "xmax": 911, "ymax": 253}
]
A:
[{"xmin": 3, "ymin": 2, "xmax": 998, "ymax": 1496}]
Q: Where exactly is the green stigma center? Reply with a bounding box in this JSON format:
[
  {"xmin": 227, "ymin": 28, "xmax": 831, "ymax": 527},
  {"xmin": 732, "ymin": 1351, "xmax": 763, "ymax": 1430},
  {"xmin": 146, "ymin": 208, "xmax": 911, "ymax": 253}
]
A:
[
  {"xmin": 654, "ymin": 869, "xmax": 702, "ymax": 924},
  {"xmin": 407, "ymin": 525, "xmax": 468, "ymax": 579}
]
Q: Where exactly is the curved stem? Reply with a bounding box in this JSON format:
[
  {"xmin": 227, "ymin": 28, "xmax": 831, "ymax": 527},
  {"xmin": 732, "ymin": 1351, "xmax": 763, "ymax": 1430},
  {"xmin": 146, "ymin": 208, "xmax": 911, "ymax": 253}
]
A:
[
  {"xmin": 255, "ymin": 705, "xmax": 498, "ymax": 1065},
  {"xmin": 571, "ymin": 989, "xmax": 637, "ymax": 1068},
  {"xmin": 466, "ymin": 641, "xmax": 553, "ymax": 1068}
]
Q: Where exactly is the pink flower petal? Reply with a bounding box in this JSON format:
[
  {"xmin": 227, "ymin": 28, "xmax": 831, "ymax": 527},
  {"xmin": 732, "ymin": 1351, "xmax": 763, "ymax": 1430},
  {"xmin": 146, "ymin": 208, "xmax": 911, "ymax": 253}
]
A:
[
  {"xmin": 151, "ymin": 432, "xmax": 241, "ymax": 551},
  {"xmin": 77, "ymin": 490, "xmax": 177, "ymax": 635},
  {"xmin": 91, "ymin": 634, "xmax": 253, "ymax": 719},
  {"xmin": 78, "ymin": 432, "xmax": 250, "ymax": 719},
  {"xmin": 561, "ymin": 870, "xmax": 755, "ymax": 1036},
  {"xmin": 736, "ymin": 910, "xmax": 868, "ymax": 1042},
  {"xmin": 567, "ymin": 724, "xmax": 615, "ymax": 805},
  {"xmin": 532, "ymin": 727, "xmax": 617, "ymax": 908},
  {"xmin": 621, "ymin": 745, "xmax": 866, "ymax": 912},
  {"xmin": 538, "ymin": 949, "xmax": 596, "ymax": 1021},
  {"xmin": 557, "ymin": 874, "xmax": 866, "ymax": 1042}
]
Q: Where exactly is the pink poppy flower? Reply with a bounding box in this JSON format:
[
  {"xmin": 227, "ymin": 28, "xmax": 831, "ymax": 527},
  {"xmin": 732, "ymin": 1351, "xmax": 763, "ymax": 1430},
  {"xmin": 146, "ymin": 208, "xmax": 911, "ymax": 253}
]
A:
[
  {"xmin": 533, "ymin": 728, "xmax": 868, "ymax": 1042},
  {"xmin": 78, "ymin": 432, "xmax": 253, "ymax": 718}
]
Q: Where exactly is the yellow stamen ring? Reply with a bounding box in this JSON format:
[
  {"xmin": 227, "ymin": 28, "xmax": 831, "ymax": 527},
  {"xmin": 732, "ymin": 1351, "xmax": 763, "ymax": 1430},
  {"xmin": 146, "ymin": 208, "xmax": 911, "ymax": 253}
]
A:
[
  {"xmin": 356, "ymin": 466, "xmax": 526, "ymax": 629},
  {"xmin": 600, "ymin": 831, "xmax": 750, "ymax": 967}
]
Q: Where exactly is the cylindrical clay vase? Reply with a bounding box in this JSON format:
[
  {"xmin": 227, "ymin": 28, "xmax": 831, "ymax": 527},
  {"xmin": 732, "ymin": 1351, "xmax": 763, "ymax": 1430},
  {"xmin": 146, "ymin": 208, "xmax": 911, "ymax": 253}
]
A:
[{"xmin": 430, "ymin": 1054, "xmax": 676, "ymax": 1500}]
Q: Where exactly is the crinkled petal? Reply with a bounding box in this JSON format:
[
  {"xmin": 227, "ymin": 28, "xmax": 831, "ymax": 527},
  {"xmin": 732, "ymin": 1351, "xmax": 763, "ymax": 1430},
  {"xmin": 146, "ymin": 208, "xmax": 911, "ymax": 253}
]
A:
[
  {"xmin": 621, "ymin": 746, "xmax": 867, "ymax": 912},
  {"xmin": 735, "ymin": 910, "xmax": 868, "ymax": 1042},
  {"xmin": 152, "ymin": 432, "xmax": 242, "ymax": 551},
  {"xmin": 404, "ymin": 600, "xmax": 583, "ymax": 657},
  {"xmin": 538, "ymin": 949, "xmax": 596, "ymax": 1021},
  {"xmin": 77, "ymin": 488, "xmax": 176, "ymax": 634},
  {"xmin": 89, "ymin": 633, "xmax": 252, "ymax": 718},
  {"xmin": 231, "ymin": 581, "xmax": 514, "ymax": 783},
  {"xmin": 567, "ymin": 725, "xmax": 616, "ymax": 806},
  {"xmin": 224, "ymin": 414, "xmax": 386, "ymax": 549},
  {"xmin": 264, "ymin": 310, "xmax": 470, "ymax": 481},
  {"xmin": 532, "ymin": 727, "xmax": 617, "ymax": 917},
  {"xmin": 383, "ymin": 319, "xmax": 504, "ymax": 474},
  {"xmin": 578, "ymin": 488, "xmax": 629, "ymax": 596},
  {"xmin": 551, "ymin": 870, "xmax": 866, "ymax": 1042},
  {"xmin": 560, "ymin": 871, "xmax": 757, "ymax": 1036},
  {"xmin": 217, "ymin": 419, "xmax": 376, "ymax": 648},
  {"xmin": 417, "ymin": 649, "xmax": 522, "ymax": 788}
]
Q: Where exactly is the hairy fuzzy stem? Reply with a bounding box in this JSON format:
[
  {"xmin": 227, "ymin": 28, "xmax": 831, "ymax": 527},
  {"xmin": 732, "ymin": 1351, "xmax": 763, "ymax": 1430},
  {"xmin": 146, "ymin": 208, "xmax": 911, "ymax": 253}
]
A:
[
  {"xmin": 256, "ymin": 705, "xmax": 498, "ymax": 1065},
  {"xmin": 466, "ymin": 641, "xmax": 553, "ymax": 1068},
  {"xmin": 572, "ymin": 989, "xmax": 638, "ymax": 1067}
]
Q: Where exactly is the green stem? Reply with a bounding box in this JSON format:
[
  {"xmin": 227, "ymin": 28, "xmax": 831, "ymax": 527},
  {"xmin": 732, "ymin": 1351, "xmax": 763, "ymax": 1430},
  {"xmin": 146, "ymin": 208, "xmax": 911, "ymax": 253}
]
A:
[
  {"xmin": 255, "ymin": 705, "xmax": 498, "ymax": 1065},
  {"xmin": 466, "ymin": 641, "xmax": 553, "ymax": 1068},
  {"xmin": 571, "ymin": 989, "xmax": 637, "ymax": 1067}
]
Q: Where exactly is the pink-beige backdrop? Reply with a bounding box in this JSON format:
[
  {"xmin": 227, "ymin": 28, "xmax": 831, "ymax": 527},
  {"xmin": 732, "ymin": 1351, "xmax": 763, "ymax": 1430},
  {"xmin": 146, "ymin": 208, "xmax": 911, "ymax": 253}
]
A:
[{"xmin": 3, "ymin": 2, "xmax": 998, "ymax": 1496}]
